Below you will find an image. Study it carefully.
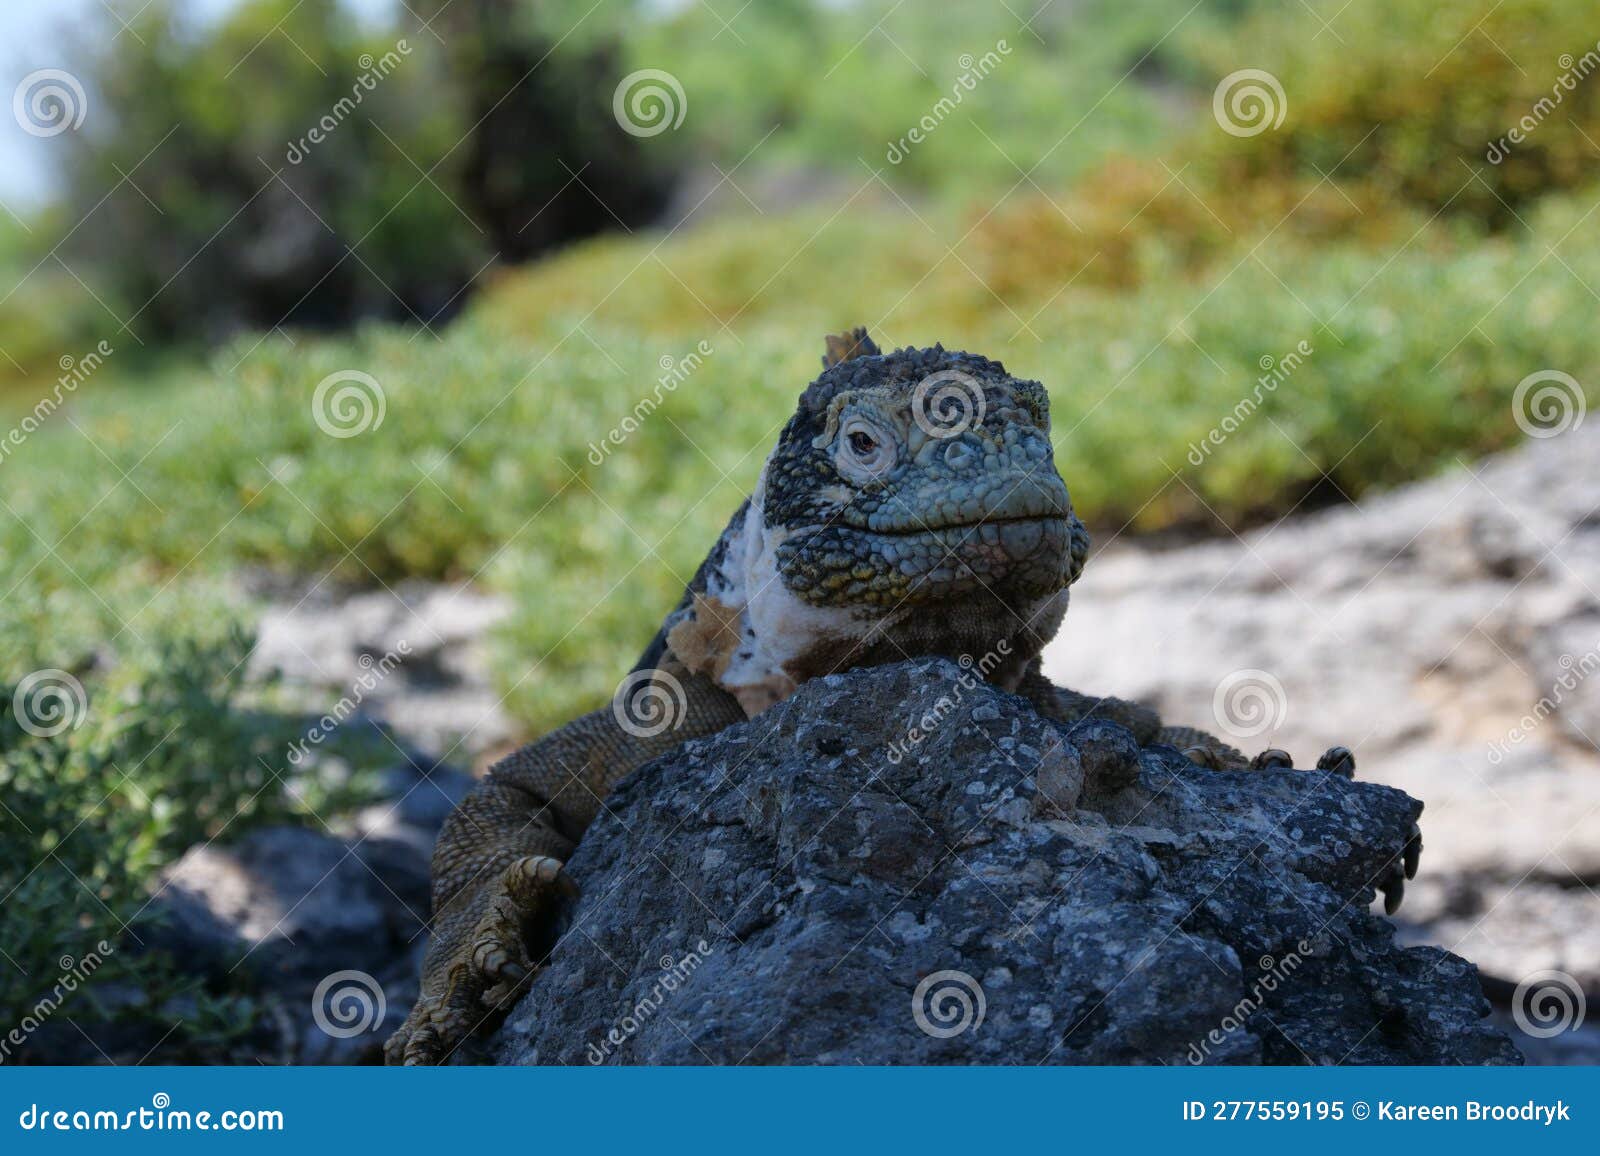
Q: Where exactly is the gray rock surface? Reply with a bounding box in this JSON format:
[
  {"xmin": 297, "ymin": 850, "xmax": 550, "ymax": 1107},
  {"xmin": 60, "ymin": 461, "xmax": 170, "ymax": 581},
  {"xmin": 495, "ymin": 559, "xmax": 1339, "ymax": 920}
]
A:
[
  {"xmin": 1042, "ymin": 425, "xmax": 1600, "ymax": 1037},
  {"xmin": 492, "ymin": 659, "xmax": 1517, "ymax": 1065},
  {"xmin": 246, "ymin": 577, "xmax": 516, "ymax": 759}
]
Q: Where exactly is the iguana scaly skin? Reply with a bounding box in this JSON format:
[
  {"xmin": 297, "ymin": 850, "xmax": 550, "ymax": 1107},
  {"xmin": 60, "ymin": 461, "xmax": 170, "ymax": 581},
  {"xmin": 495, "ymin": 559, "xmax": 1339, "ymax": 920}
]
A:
[{"xmin": 385, "ymin": 330, "xmax": 1414, "ymax": 1064}]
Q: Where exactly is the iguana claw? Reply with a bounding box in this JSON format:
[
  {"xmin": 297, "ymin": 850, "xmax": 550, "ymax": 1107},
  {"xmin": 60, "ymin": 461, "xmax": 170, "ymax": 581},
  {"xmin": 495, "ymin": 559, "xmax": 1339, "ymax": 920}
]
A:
[
  {"xmin": 384, "ymin": 855, "xmax": 576, "ymax": 1066},
  {"xmin": 1317, "ymin": 745, "xmax": 1356, "ymax": 778},
  {"xmin": 1377, "ymin": 822, "xmax": 1423, "ymax": 915}
]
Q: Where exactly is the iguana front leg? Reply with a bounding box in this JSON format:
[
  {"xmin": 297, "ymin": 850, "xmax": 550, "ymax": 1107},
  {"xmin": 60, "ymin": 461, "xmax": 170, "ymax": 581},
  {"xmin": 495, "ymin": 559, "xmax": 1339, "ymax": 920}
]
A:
[
  {"xmin": 1015, "ymin": 660, "xmax": 1355, "ymax": 775},
  {"xmin": 384, "ymin": 656, "xmax": 744, "ymax": 1065},
  {"xmin": 1015, "ymin": 664, "xmax": 1417, "ymax": 908}
]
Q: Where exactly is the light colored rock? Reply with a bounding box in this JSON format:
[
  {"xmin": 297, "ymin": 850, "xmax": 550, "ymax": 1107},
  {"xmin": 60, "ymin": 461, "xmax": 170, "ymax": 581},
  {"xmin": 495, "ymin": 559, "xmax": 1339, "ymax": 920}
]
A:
[{"xmin": 247, "ymin": 578, "xmax": 517, "ymax": 758}]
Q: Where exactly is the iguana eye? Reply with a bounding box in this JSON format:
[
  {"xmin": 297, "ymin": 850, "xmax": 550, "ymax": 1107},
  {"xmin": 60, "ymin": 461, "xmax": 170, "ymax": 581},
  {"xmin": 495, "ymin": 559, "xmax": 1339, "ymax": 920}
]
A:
[{"xmin": 836, "ymin": 417, "xmax": 895, "ymax": 480}]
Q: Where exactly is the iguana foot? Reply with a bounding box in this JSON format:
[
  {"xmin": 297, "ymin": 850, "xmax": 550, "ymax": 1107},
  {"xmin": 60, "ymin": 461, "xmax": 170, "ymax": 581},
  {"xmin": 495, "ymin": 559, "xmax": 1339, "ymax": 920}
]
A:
[{"xmin": 385, "ymin": 855, "xmax": 577, "ymax": 1066}]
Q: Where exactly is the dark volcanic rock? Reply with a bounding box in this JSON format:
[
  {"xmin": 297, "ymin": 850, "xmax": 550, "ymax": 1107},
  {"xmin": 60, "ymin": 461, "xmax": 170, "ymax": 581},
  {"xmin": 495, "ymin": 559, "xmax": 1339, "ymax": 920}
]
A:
[{"xmin": 493, "ymin": 659, "xmax": 1519, "ymax": 1065}]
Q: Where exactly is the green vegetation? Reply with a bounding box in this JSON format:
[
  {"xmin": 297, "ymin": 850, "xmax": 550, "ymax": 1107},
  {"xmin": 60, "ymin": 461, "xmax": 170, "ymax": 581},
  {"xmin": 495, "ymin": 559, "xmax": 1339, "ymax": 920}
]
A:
[
  {"xmin": 7, "ymin": 184, "xmax": 1596, "ymax": 728},
  {"xmin": 0, "ymin": 610, "xmax": 383, "ymax": 1054},
  {"xmin": 2, "ymin": 0, "xmax": 1597, "ymax": 1047}
]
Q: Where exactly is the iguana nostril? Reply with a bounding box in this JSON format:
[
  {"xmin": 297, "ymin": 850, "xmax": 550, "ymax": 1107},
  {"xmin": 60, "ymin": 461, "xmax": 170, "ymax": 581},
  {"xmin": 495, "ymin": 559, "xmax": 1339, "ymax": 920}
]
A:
[{"xmin": 944, "ymin": 441, "xmax": 974, "ymax": 469}]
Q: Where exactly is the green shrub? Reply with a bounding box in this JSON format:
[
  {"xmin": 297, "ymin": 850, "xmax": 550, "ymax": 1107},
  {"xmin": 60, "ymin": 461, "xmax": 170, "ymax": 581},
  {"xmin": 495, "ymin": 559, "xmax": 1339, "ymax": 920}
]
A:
[
  {"xmin": 618, "ymin": 0, "xmax": 1216, "ymax": 199},
  {"xmin": 0, "ymin": 612, "xmax": 383, "ymax": 1056},
  {"xmin": 1185, "ymin": 0, "xmax": 1600, "ymax": 222},
  {"xmin": 5, "ymin": 183, "xmax": 1596, "ymax": 731},
  {"xmin": 47, "ymin": 0, "xmax": 672, "ymax": 343}
]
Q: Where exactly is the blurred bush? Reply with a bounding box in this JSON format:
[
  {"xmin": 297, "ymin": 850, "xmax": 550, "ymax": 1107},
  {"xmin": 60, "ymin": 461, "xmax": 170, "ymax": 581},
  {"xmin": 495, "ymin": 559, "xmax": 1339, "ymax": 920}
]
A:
[
  {"xmin": 409, "ymin": 0, "xmax": 674, "ymax": 263},
  {"xmin": 622, "ymin": 0, "xmax": 1211, "ymax": 200},
  {"xmin": 7, "ymin": 178, "xmax": 1599, "ymax": 730},
  {"xmin": 0, "ymin": 617, "xmax": 383, "ymax": 1056},
  {"xmin": 0, "ymin": 218, "xmax": 108, "ymax": 380},
  {"xmin": 1188, "ymin": 0, "xmax": 1600, "ymax": 223},
  {"xmin": 49, "ymin": 0, "xmax": 672, "ymax": 343}
]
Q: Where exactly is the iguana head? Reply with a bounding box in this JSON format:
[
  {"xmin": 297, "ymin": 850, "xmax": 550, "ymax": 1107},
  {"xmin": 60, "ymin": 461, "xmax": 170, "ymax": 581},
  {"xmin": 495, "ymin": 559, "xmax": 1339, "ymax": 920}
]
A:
[
  {"xmin": 762, "ymin": 329, "xmax": 1088, "ymax": 612},
  {"xmin": 667, "ymin": 329, "xmax": 1089, "ymax": 714}
]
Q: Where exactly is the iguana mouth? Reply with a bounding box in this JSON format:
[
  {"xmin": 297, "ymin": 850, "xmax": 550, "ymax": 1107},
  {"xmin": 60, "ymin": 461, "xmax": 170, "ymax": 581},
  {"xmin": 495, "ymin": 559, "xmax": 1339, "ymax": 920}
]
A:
[
  {"xmin": 872, "ymin": 513, "xmax": 1067, "ymax": 536},
  {"xmin": 790, "ymin": 513, "xmax": 1065, "ymax": 541},
  {"xmin": 776, "ymin": 513, "xmax": 1078, "ymax": 609}
]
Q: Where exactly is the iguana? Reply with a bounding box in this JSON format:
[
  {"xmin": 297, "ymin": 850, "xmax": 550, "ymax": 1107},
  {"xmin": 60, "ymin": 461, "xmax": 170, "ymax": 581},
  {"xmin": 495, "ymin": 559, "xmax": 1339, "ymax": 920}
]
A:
[{"xmin": 386, "ymin": 330, "xmax": 1418, "ymax": 1064}]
